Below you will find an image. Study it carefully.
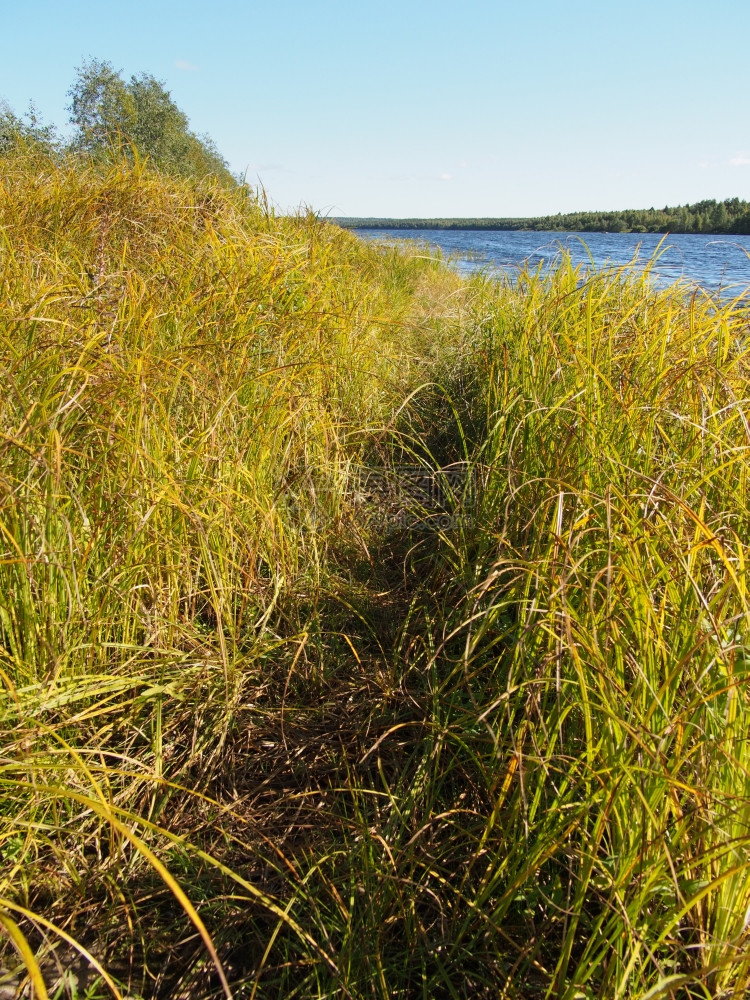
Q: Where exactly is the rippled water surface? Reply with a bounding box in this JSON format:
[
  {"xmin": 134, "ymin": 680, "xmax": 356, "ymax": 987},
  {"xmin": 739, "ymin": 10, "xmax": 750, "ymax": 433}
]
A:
[{"xmin": 354, "ymin": 228, "xmax": 750, "ymax": 294}]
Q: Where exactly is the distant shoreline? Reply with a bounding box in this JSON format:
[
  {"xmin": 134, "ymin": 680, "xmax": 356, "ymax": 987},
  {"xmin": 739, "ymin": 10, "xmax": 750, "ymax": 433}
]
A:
[{"xmin": 333, "ymin": 199, "xmax": 750, "ymax": 236}]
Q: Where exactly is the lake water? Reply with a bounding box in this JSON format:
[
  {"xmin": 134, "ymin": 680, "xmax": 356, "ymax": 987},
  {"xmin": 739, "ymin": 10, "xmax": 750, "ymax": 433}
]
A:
[{"xmin": 353, "ymin": 228, "xmax": 750, "ymax": 295}]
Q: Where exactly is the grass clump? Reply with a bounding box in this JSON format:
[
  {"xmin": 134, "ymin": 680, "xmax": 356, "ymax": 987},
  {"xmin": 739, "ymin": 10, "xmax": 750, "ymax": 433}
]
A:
[{"xmin": 2, "ymin": 151, "xmax": 750, "ymax": 999}]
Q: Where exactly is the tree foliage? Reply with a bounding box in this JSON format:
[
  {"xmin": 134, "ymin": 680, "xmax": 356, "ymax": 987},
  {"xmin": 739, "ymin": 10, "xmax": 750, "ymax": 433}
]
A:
[
  {"xmin": 0, "ymin": 59, "xmax": 234, "ymax": 185},
  {"xmin": 0, "ymin": 100, "xmax": 57, "ymax": 155},
  {"xmin": 67, "ymin": 58, "xmax": 131, "ymax": 154},
  {"xmin": 66, "ymin": 58, "xmax": 234, "ymax": 183}
]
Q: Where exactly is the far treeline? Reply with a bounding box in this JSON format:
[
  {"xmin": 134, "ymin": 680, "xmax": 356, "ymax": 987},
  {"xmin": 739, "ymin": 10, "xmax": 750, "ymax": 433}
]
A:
[
  {"xmin": 336, "ymin": 199, "xmax": 750, "ymax": 235},
  {"xmin": 0, "ymin": 58, "xmax": 235, "ymax": 185}
]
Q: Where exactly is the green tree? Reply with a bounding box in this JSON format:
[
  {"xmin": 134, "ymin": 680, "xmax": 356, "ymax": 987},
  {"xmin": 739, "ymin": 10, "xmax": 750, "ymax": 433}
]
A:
[
  {"xmin": 0, "ymin": 100, "xmax": 57, "ymax": 155},
  {"xmin": 67, "ymin": 58, "xmax": 234, "ymax": 183},
  {"xmin": 711, "ymin": 201, "xmax": 729, "ymax": 230},
  {"xmin": 67, "ymin": 58, "xmax": 133, "ymax": 154},
  {"xmin": 127, "ymin": 72, "xmax": 192, "ymax": 168}
]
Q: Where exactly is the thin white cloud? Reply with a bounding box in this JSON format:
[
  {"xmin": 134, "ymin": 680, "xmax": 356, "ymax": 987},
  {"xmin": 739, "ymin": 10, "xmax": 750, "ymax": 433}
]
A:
[
  {"xmin": 175, "ymin": 59, "xmax": 199, "ymax": 72},
  {"xmin": 730, "ymin": 152, "xmax": 750, "ymax": 166},
  {"xmin": 248, "ymin": 163, "xmax": 286, "ymax": 173},
  {"xmin": 439, "ymin": 173, "xmax": 453, "ymax": 181}
]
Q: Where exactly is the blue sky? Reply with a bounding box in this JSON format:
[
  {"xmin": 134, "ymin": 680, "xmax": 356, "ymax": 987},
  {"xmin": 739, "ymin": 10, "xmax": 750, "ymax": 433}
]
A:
[{"xmin": 2, "ymin": 0, "xmax": 749, "ymax": 217}]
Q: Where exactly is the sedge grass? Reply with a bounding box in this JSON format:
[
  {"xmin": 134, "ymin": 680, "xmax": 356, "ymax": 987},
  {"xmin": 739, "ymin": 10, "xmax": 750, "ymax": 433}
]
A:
[{"xmin": 1, "ymin": 150, "xmax": 750, "ymax": 998}]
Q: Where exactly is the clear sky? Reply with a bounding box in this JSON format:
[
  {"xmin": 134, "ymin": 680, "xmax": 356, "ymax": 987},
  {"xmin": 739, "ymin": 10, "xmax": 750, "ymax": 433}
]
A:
[{"xmin": 2, "ymin": 0, "xmax": 748, "ymax": 217}]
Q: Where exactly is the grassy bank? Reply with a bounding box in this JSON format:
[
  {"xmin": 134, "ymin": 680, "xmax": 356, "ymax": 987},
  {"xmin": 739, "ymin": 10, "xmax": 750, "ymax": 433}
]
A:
[{"xmin": 2, "ymin": 152, "xmax": 750, "ymax": 999}]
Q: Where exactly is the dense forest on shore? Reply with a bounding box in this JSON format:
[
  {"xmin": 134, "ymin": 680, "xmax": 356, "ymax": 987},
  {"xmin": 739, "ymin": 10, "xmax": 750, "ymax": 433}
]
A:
[{"xmin": 336, "ymin": 197, "xmax": 750, "ymax": 234}]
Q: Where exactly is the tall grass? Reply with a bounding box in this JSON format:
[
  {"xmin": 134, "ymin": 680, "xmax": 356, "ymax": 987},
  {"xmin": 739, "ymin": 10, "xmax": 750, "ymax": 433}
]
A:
[
  {"xmin": 1, "ymin": 150, "xmax": 750, "ymax": 998},
  {"xmin": 412, "ymin": 258, "xmax": 750, "ymax": 998}
]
